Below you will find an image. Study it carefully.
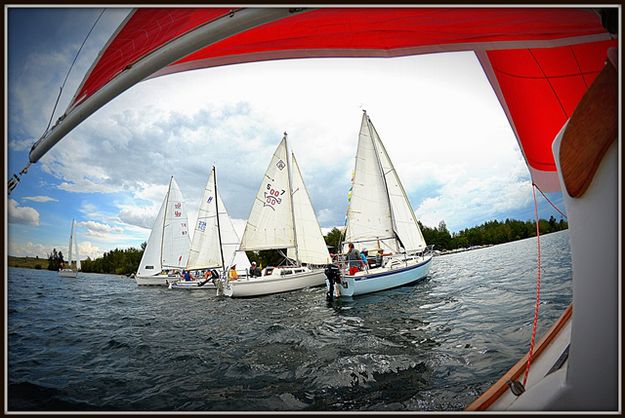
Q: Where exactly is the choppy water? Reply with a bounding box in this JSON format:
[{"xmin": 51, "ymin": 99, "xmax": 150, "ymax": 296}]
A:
[{"xmin": 8, "ymin": 231, "xmax": 572, "ymax": 411}]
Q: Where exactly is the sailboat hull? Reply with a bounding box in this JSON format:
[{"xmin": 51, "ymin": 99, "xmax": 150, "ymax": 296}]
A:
[
  {"xmin": 224, "ymin": 269, "xmax": 325, "ymax": 298},
  {"xmin": 335, "ymin": 255, "xmax": 432, "ymax": 297},
  {"xmin": 168, "ymin": 279, "xmax": 216, "ymax": 290},
  {"xmin": 135, "ymin": 274, "xmax": 177, "ymax": 286},
  {"xmin": 58, "ymin": 269, "xmax": 78, "ymax": 278}
]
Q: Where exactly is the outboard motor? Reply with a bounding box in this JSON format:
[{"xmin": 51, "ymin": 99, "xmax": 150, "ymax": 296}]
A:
[{"xmin": 324, "ymin": 264, "xmax": 342, "ymax": 301}]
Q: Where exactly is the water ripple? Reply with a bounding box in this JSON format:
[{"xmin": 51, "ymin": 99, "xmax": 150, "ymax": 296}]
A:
[{"xmin": 8, "ymin": 231, "xmax": 572, "ymax": 411}]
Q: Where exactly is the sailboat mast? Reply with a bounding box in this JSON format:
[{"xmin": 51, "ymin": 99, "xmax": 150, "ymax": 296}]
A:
[
  {"xmin": 213, "ymin": 166, "xmax": 227, "ymax": 272},
  {"xmin": 160, "ymin": 176, "xmax": 173, "ymax": 270},
  {"xmin": 365, "ymin": 111, "xmax": 400, "ymax": 249},
  {"xmin": 284, "ymin": 132, "xmax": 300, "ymax": 265}
]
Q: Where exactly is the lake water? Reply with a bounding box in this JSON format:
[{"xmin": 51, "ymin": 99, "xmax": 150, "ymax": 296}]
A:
[{"xmin": 7, "ymin": 230, "xmax": 572, "ymax": 411}]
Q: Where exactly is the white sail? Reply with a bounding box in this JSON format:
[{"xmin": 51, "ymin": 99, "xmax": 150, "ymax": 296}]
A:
[
  {"xmin": 137, "ymin": 180, "xmax": 169, "ymax": 276},
  {"xmin": 239, "ymin": 136, "xmax": 295, "ymax": 251},
  {"xmin": 187, "ymin": 169, "xmax": 224, "ymax": 270},
  {"xmin": 218, "ymin": 195, "xmax": 251, "ymax": 271},
  {"xmin": 287, "ymin": 153, "xmax": 331, "ymax": 265},
  {"xmin": 67, "ymin": 219, "xmax": 74, "ymax": 265},
  {"xmin": 344, "ymin": 113, "xmax": 398, "ymax": 253},
  {"xmin": 187, "ymin": 168, "xmax": 251, "ymax": 272},
  {"xmin": 162, "ymin": 177, "xmax": 190, "ymax": 269},
  {"xmin": 344, "ymin": 112, "xmax": 426, "ymax": 253},
  {"xmin": 369, "ymin": 119, "xmax": 427, "ymax": 252}
]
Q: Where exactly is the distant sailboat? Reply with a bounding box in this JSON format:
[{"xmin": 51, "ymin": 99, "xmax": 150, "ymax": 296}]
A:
[
  {"xmin": 224, "ymin": 133, "xmax": 330, "ymax": 298},
  {"xmin": 330, "ymin": 111, "xmax": 433, "ymax": 297},
  {"xmin": 59, "ymin": 218, "xmax": 81, "ymax": 278},
  {"xmin": 135, "ymin": 176, "xmax": 191, "ymax": 286},
  {"xmin": 170, "ymin": 166, "xmax": 251, "ymax": 290}
]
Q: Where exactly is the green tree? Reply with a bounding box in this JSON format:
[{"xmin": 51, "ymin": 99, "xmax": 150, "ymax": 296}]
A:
[{"xmin": 324, "ymin": 227, "xmax": 344, "ymax": 254}]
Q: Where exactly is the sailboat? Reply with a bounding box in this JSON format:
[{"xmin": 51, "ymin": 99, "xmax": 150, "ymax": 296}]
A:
[
  {"xmin": 224, "ymin": 133, "xmax": 331, "ymax": 298},
  {"xmin": 12, "ymin": 8, "xmax": 617, "ymax": 410},
  {"xmin": 135, "ymin": 176, "xmax": 191, "ymax": 286},
  {"xmin": 58, "ymin": 218, "xmax": 81, "ymax": 278},
  {"xmin": 169, "ymin": 166, "xmax": 251, "ymax": 290},
  {"xmin": 330, "ymin": 111, "xmax": 433, "ymax": 298}
]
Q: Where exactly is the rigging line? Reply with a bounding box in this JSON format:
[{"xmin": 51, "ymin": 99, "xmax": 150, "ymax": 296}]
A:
[
  {"xmin": 528, "ymin": 48, "xmax": 569, "ymax": 119},
  {"xmin": 569, "ymin": 46, "xmax": 589, "ymax": 89},
  {"xmin": 44, "ymin": 8, "xmax": 106, "ymax": 134},
  {"xmin": 523, "ymin": 183, "xmax": 543, "ymax": 387},
  {"xmin": 532, "ymin": 182, "xmax": 568, "ymax": 219}
]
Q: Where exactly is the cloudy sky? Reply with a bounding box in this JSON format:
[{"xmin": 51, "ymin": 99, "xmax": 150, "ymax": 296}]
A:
[{"xmin": 7, "ymin": 7, "xmax": 567, "ymax": 260}]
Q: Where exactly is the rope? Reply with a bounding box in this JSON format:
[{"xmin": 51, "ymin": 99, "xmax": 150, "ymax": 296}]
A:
[
  {"xmin": 523, "ymin": 184, "xmax": 543, "ymax": 387},
  {"xmin": 44, "ymin": 8, "xmax": 105, "ymax": 133},
  {"xmin": 532, "ymin": 182, "xmax": 568, "ymax": 219}
]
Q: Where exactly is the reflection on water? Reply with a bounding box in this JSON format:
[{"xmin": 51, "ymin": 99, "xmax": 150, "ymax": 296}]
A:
[{"xmin": 8, "ymin": 231, "xmax": 571, "ymax": 411}]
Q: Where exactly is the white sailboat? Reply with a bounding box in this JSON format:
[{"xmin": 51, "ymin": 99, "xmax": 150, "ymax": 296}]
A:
[
  {"xmin": 331, "ymin": 111, "xmax": 433, "ymax": 298},
  {"xmin": 58, "ymin": 218, "xmax": 81, "ymax": 278},
  {"xmin": 224, "ymin": 133, "xmax": 331, "ymax": 298},
  {"xmin": 135, "ymin": 176, "xmax": 191, "ymax": 286},
  {"xmin": 170, "ymin": 166, "xmax": 251, "ymax": 290}
]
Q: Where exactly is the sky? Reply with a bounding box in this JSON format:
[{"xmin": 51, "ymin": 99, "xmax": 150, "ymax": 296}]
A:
[{"xmin": 6, "ymin": 7, "xmax": 568, "ymax": 260}]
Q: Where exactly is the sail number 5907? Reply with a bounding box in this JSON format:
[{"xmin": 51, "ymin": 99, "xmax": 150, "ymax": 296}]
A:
[{"xmin": 264, "ymin": 183, "xmax": 285, "ymax": 207}]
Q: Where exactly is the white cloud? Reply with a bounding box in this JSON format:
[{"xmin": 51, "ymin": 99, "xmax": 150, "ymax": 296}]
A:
[
  {"xmin": 8, "ymin": 241, "xmax": 51, "ymax": 258},
  {"xmin": 9, "ymin": 138, "xmax": 34, "ymax": 151},
  {"xmin": 8, "ymin": 199, "xmax": 40, "ymax": 226},
  {"xmin": 78, "ymin": 220, "xmax": 124, "ymax": 235},
  {"xmin": 414, "ymin": 175, "xmax": 533, "ymax": 231},
  {"xmin": 23, "ymin": 195, "xmax": 58, "ymax": 203},
  {"xmin": 78, "ymin": 241, "xmax": 106, "ymax": 259},
  {"xmin": 32, "ymin": 52, "xmax": 532, "ymax": 233},
  {"xmin": 117, "ymin": 204, "xmax": 161, "ymax": 230}
]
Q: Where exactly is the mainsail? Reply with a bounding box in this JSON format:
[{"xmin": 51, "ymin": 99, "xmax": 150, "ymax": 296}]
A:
[
  {"xmin": 67, "ymin": 218, "xmax": 81, "ymax": 270},
  {"xmin": 240, "ymin": 134, "xmax": 330, "ymax": 264},
  {"xmin": 137, "ymin": 176, "xmax": 190, "ymax": 276},
  {"xmin": 187, "ymin": 167, "xmax": 251, "ymax": 271},
  {"xmin": 344, "ymin": 112, "xmax": 426, "ymax": 253},
  {"xmin": 162, "ymin": 177, "xmax": 190, "ymax": 268},
  {"xmin": 67, "ymin": 219, "xmax": 74, "ymax": 266},
  {"xmin": 239, "ymin": 136, "xmax": 295, "ymax": 251}
]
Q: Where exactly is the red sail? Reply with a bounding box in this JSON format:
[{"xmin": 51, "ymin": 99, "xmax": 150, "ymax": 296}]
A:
[{"xmin": 33, "ymin": 7, "xmax": 616, "ymax": 192}]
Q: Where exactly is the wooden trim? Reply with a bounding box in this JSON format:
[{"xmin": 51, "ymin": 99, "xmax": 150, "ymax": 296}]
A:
[
  {"xmin": 560, "ymin": 59, "xmax": 617, "ymax": 198},
  {"xmin": 466, "ymin": 304, "xmax": 573, "ymax": 411}
]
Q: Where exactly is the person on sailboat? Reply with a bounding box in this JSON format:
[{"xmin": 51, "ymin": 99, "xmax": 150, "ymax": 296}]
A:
[
  {"xmin": 249, "ymin": 262, "xmax": 261, "ymax": 277},
  {"xmin": 228, "ymin": 265, "xmax": 239, "ymax": 281},
  {"xmin": 360, "ymin": 249, "xmax": 369, "ymax": 269},
  {"xmin": 375, "ymin": 249, "xmax": 384, "ymax": 268},
  {"xmin": 346, "ymin": 243, "xmax": 361, "ymax": 275}
]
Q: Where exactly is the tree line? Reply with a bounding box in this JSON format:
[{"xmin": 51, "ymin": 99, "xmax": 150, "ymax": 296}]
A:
[
  {"xmin": 322, "ymin": 216, "xmax": 568, "ymax": 253},
  {"xmin": 419, "ymin": 216, "xmax": 568, "ymax": 251},
  {"xmin": 80, "ymin": 243, "xmax": 146, "ymax": 275},
  {"xmin": 36, "ymin": 216, "xmax": 567, "ymax": 275}
]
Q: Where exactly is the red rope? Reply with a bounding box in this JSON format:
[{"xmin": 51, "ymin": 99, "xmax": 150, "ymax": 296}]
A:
[{"xmin": 523, "ymin": 184, "xmax": 543, "ymax": 387}]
